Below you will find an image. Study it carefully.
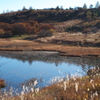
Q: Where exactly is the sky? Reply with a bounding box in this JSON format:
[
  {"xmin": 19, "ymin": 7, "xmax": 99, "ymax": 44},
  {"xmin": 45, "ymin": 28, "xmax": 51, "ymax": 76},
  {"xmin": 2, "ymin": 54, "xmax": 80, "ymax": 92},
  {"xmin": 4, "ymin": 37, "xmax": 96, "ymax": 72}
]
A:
[{"xmin": 0, "ymin": 0, "xmax": 100, "ymax": 13}]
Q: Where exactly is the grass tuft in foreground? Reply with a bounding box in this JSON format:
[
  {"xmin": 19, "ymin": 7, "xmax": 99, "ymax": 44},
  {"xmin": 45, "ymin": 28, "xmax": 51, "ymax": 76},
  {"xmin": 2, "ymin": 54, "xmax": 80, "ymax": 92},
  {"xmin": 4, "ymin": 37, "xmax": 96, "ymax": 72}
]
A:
[{"xmin": 0, "ymin": 74, "xmax": 100, "ymax": 100}]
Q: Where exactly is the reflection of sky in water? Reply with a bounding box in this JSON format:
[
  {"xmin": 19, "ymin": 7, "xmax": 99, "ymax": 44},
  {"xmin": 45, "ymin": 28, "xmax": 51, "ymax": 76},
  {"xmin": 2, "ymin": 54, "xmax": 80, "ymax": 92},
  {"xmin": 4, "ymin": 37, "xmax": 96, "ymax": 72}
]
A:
[{"xmin": 0, "ymin": 56, "xmax": 85, "ymax": 91}]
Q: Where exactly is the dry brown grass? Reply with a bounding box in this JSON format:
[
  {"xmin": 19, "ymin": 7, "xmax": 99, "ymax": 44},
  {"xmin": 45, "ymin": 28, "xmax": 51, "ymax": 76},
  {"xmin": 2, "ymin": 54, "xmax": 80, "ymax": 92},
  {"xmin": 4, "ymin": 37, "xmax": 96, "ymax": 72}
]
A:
[
  {"xmin": 0, "ymin": 39, "xmax": 100, "ymax": 57},
  {"xmin": 0, "ymin": 79, "xmax": 5, "ymax": 89},
  {"xmin": 35, "ymin": 32, "xmax": 100, "ymax": 46},
  {"xmin": 54, "ymin": 19, "xmax": 82, "ymax": 32},
  {"xmin": 2, "ymin": 75, "xmax": 100, "ymax": 100},
  {"xmin": 35, "ymin": 75, "xmax": 100, "ymax": 100}
]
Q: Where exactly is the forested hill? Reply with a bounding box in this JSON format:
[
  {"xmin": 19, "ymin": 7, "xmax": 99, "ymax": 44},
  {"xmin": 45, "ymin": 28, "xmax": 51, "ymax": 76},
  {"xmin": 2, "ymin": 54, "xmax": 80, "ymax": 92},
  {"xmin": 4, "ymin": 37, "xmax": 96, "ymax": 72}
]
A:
[
  {"xmin": 0, "ymin": 7, "xmax": 100, "ymax": 23},
  {"xmin": 0, "ymin": 7, "xmax": 100, "ymax": 38}
]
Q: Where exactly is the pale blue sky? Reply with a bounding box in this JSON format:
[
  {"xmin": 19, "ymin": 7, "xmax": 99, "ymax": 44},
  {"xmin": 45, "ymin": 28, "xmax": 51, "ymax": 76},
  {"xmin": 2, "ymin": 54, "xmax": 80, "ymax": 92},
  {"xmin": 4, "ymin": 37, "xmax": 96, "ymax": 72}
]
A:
[{"xmin": 0, "ymin": 0, "xmax": 100, "ymax": 13}]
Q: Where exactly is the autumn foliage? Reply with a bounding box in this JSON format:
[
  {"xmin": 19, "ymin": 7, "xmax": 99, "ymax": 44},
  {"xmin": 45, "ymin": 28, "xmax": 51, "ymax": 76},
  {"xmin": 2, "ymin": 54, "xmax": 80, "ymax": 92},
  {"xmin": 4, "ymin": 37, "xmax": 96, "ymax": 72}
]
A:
[
  {"xmin": 40, "ymin": 24, "xmax": 54, "ymax": 30},
  {"xmin": 37, "ymin": 24, "xmax": 55, "ymax": 37},
  {"xmin": 0, "ymin": 20, "xmax": 40, "ymax": 38},
  {"xmin": 0, "ymin": 20, "xmax": 56, "ymax": 38},
  {"xmin": 12, "ymin": 23, "xmax": 27, "ymax": 35}
]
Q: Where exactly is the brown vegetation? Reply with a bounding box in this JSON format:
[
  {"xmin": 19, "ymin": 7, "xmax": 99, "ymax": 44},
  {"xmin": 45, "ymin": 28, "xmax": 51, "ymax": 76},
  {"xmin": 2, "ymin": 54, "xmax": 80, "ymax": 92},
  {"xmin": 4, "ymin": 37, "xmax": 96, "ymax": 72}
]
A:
[
  {"xmin": 0, "ymin": 39, "xmax": 100, "ymax": 57},
  {"xmin": 87, "ymin": 67, "xmax": 100, "ymax": 75},
  {"xmin": 0, "ymin": 7, "xmax": 100, "ymax": 24},
  {"xmin": 0, "ymin": 21, "xmax": 55, "ymax": 38},
  {"xmin": 0, "ymin": 79, "xmax": 5, "ymax": 88},
  {"xmin": 35, "ymin": 75, "xmax": 100, "ymax": 100},
  {"xmin": 0, "ymin": 21, "xmax": 40, "ymax": 38},
  {"xmin": 2, "ymin": 75, "xmax": 100, "ymax": 100},
  {"xmin": 35, "ymin": 32, "xmax": 100, "ymax": 47}
]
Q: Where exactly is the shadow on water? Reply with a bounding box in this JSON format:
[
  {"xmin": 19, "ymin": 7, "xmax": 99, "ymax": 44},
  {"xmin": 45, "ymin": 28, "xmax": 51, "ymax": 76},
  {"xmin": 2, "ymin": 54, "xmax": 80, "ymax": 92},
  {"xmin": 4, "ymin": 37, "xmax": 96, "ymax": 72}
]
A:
[
  {"xmin": 0, "ymin": 51, "xmax": 100, "ymax": 71},
  {"xmin": 0, "ymin": 51, "xmax": 100, "ymax": 93}
]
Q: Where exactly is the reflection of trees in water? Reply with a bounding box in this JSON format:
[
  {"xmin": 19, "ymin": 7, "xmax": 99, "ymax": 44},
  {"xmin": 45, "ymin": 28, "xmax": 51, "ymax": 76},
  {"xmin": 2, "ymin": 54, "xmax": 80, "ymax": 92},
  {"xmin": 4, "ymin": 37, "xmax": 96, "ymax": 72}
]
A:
[
  {"xmin": 0, "ymin": 51, "xmax": 100, "ymax": 73},
  {"xmin": 66, "ymin": 57, "xmax": 100, "ymax": 72}
]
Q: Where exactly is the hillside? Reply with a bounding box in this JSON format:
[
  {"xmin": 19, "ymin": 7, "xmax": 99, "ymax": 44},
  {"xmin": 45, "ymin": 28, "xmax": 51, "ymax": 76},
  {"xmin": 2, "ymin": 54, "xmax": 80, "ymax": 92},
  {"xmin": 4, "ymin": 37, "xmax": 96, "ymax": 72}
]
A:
[
  {"xmin": 0, "ymin": 8, "xmax": 100, "ymax": 33},
  {"xmin": 0, "ymin": 8, "xmax": 100, "ymax": 23},
  {"xmin": 0, "ymin": 8, "xmax": 100, "ymax": 47}
]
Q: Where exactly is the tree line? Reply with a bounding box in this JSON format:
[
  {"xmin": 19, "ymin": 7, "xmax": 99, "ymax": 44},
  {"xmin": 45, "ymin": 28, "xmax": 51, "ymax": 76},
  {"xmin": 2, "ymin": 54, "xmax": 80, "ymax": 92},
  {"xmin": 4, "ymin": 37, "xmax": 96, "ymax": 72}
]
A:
[{"xmin": 2, "ymin": 1, "xmax": 100, "ymax": 14}]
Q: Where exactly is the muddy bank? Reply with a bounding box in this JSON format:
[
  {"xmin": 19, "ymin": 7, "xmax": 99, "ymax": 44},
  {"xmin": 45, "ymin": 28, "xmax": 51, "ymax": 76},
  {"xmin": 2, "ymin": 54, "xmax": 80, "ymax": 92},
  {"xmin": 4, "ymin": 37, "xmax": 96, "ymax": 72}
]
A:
[
  {"xmin": 0, "ymin": 39, "xmax": 100, "ymax": 57},
  {"xmin": 50, "ymin": 39, "xmax": 100, "ymax": 47}
]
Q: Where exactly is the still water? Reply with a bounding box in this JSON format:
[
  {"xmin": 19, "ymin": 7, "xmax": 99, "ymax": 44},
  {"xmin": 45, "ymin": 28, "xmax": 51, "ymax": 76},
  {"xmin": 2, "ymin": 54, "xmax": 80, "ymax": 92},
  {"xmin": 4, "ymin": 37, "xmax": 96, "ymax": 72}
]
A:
[{"xmin": 0, "ymin": 51, "xmax": 99, "ymax": 92}]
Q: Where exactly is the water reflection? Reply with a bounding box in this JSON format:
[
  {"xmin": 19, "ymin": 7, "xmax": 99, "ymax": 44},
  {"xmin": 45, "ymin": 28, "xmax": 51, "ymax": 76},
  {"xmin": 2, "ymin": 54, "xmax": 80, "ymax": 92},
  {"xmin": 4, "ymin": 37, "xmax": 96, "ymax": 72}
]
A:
[
  {"xmin": 0, "ymin": 51, "xmax": 99, "ymax": 92},
  {"xmin": 0, "ymin": 51, "xmax": 99, "ymax": 70}
]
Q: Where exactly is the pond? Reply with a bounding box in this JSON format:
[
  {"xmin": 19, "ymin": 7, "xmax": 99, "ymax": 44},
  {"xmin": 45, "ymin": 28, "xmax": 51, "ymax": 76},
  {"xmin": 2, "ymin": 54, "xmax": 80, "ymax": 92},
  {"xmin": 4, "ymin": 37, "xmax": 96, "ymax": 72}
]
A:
[{"xmin": 0, "ymin": 51, "xmax": 100, "ymax": 93}]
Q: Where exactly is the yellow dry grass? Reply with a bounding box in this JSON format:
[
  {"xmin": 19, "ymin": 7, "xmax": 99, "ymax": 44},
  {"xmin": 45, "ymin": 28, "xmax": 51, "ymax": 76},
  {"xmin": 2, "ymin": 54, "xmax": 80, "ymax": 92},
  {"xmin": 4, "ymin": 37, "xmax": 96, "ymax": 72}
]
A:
[{"xmin": 0, "ymin": 39, "xmax": 100, "ymax": 57}]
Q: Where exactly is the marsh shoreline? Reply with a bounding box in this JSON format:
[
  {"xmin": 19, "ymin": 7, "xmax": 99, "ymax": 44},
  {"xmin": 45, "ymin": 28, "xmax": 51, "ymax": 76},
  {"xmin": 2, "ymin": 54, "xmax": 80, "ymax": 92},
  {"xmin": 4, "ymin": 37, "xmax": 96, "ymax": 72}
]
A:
[{"xmin": 0, "ymin": 39, "xmax": 100, "ymax": 58}]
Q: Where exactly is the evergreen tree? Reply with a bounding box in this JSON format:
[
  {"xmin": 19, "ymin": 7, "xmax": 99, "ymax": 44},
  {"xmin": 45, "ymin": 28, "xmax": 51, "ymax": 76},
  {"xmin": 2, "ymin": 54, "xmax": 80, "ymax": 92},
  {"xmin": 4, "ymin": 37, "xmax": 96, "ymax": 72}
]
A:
[
  {"xmin": 89, "ymin": 4, "xmax": 93, "ymax": 9},
  {"xmin": 56, "ymin": 6, "xmax": 60, "ymax": 10},
  {"xmin": 22, "ymin": 6, "xmax": 27, "ymax": 11},
  {"xmin": 2, "ymin": 10, "xmax": 5, "ymax": 13},
  {"xmin": 95, "ymin": 1, "xmax": 100, "ymax": 8},
  {"xmin": 69, "ymin": 7, "xmax": 73, "ymax": 10},
  {"xmin": 29, "ymin": 6, "xmax": 33, "ymax": 10},
  {"xmin": 6, "ymin": 10, "xmax": 9, "ymax": 13},
  {"xmin": 60, "ymin": 6, "xmax": 63, "ymax": 10},
  {"xmin": 83, "ymin": 3, "xmax": 87, "ymax": 9}
]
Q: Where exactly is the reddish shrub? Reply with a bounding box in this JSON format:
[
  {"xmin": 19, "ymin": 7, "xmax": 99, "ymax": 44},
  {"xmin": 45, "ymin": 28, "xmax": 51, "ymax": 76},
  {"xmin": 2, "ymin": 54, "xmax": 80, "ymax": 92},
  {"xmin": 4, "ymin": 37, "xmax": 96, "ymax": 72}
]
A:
[
  {"xmin": 12, "ymin": 23, "xmax": 27, "ymax": 35},
  {"xmin": 0, "ymin": 22, "xmax": 12, "ymax": 31},
  {"xmin": 38, "ymin": 29, "xmax": 54, "ymax": 37},
  {"xmin": 40, "ymin": 24, "xmax": 54, "ymax": 30}
]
